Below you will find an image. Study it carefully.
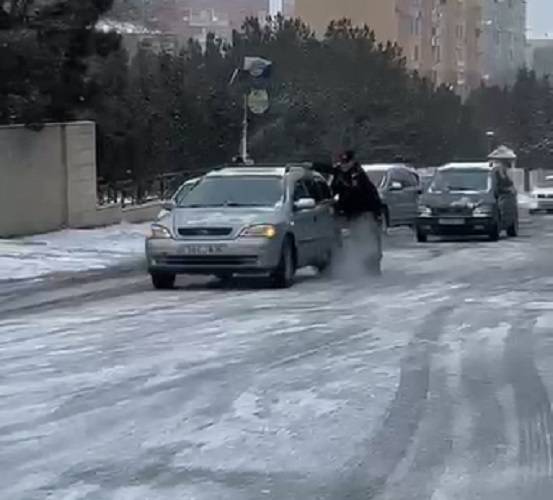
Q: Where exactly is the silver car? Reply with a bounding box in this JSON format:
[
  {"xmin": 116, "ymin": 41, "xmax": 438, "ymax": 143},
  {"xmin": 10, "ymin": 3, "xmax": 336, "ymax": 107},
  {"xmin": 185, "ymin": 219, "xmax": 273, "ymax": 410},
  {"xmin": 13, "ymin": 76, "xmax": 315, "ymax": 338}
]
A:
[
  {"xmin": 529, "ymin": 174, "xmax": 553, "ymax": 213},
  {"xmin": 362, "ymin": 164, "xmax": 421, "ymax": 228},
  {"xmin": 146, "ymin": 165, "xmax": 338, "ymax": 289}
]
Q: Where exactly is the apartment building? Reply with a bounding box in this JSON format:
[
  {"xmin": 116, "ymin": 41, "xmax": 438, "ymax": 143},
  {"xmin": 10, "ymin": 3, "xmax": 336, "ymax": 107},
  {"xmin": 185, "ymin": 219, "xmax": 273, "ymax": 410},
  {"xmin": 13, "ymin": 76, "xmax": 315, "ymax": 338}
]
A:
[
  {"xmin": 527, "ymin": 38, "xmax": 553, "ymax": 78},
  {"xmin": 192, "ymin": 0, "xmax": 270, "ymax": 30},
  {"xmin": 480, "ymin": 0, "xmax": 527, "ymax": 86},
  {"xmin": 282, "ymin": 0, "xmax": 295, "ymax": 17},
  {"xmin": 295, "ymin": 0, "xmax": 435, "ymax": 75},
  {"xmin": 296, "ymin": 0, "xmax": 526, "ymax": 93},
  {"xmin": 431, "ymin": 0, "xmax": 482, "ymax": 96}
]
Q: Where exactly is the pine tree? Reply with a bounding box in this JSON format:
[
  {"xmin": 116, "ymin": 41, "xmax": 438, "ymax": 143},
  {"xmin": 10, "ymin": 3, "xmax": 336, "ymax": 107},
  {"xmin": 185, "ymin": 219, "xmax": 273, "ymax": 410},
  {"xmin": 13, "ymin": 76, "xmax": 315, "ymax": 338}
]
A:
[{"xmin": 0, "ymin": 0, "xmax": 119, "ymax": 125}]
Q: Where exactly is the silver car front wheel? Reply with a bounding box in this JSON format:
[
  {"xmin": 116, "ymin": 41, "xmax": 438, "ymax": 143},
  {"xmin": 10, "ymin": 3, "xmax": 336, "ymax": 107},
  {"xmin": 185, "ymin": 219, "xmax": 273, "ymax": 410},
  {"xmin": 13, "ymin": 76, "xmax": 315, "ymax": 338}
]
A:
[{"xmin": 271, "ymin": 238, "xmax": 295, "ymax": 288}]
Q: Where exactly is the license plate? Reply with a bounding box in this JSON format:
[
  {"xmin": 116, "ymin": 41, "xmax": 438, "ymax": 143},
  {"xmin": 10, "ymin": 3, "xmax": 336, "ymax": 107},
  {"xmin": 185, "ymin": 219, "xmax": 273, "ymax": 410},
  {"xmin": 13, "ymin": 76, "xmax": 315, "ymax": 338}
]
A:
[
  {"xmin": 439, "ymin": 218, "xmax": 465, "ymax": 225},
  {"xmin": 179, "ymin": 245, "xmax": 225, "ymax": 255}
]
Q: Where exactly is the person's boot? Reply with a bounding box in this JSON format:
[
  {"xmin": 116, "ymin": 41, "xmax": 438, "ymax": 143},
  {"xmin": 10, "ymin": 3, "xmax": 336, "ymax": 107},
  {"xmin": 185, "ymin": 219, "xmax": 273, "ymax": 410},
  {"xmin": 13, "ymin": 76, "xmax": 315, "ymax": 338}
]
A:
[{"xmin": 365, "ymin": 257, "xmax": 382, "ymax": 276}]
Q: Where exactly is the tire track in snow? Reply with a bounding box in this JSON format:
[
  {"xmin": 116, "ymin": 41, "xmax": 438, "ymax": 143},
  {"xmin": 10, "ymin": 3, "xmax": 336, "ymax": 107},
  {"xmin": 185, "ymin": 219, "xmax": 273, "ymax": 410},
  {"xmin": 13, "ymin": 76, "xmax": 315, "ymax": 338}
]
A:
[
  {"xmin": 334, "ymin": 303, "xmax": 455, "ymax": 499},
  {"xmin": 505, "ymin": 316, "xmax": 553, "ymax": 496}
]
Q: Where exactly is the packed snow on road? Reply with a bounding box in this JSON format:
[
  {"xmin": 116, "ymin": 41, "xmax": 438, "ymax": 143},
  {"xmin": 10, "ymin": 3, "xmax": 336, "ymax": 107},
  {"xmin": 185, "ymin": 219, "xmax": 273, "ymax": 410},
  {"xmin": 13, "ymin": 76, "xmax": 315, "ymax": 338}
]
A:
[
  {"xmin": 0, "ymin": 223, "xmax": 149, "ymax": 282},
  {"xmin": 2, "ymin": 217, "xmax": 553, "ymax": 499}
]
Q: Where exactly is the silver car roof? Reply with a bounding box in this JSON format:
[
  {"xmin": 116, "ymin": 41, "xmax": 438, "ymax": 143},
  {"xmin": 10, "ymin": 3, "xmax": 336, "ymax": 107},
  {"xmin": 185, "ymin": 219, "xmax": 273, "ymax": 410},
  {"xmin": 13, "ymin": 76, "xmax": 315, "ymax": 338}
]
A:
[
  {"xmin": 362, "ymin": 163, "xmax": 411, "ymax": 171},
  {"xmin": 183, "ymin": 176, "xmax": 201, "ymax": 184},
  {"xmin": 205, "ymin": 165, "xmax": 320, "ymax": 182},
  {"xmin": 207, "ymin": 167, "xmax": 288, "ymax": 177}
]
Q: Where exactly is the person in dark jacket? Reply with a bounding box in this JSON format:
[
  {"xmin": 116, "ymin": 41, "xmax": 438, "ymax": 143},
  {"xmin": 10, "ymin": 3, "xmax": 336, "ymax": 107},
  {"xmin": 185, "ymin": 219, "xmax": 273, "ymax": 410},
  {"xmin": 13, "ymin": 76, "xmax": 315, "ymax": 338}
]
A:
[
  {"xmin": 332, "ymin": 151, "xmax": 383, "ymax": 219},
  {"xmin": 332, "ymin": 150, "xmax": 383, "ymax": 275}
]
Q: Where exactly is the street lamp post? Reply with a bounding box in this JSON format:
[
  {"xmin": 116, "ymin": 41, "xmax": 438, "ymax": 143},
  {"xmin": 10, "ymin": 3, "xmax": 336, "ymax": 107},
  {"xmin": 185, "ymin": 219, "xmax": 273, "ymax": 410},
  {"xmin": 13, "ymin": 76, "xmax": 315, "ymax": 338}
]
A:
[{"xmin": 486, "ymin": 130, "xmax": 496, "ymax": 154}]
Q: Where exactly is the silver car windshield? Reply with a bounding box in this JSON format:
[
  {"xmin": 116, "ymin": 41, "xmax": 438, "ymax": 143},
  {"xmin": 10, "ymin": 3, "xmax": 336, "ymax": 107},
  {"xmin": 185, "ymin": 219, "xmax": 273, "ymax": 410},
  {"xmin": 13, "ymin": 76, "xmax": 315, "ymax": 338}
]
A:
[
  {"xmin": 430, "ymin": 169, "xmax": 490, "ymax": 193},
  {"xmin": 174, "ymin": 182, "xmax": 198, "ymax": 205},
  {"xmin": 178, "ymin": 176, "xmax": 284, "ymax": 208}
]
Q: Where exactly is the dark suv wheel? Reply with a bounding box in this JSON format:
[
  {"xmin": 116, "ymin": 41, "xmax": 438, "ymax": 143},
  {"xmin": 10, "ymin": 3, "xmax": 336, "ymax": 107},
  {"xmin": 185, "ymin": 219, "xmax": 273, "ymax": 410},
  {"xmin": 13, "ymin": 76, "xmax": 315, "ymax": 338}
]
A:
[
  {"xmin": 416, "ymin": 227, "xmax": 428, "ymax": 243},
  {"xmin": 151, "ymin": 272, "xmax": 176, "ymax": 290},
  {"xmin": 488, "ymin": 220, "xmax": 500, "ymax": 241}
]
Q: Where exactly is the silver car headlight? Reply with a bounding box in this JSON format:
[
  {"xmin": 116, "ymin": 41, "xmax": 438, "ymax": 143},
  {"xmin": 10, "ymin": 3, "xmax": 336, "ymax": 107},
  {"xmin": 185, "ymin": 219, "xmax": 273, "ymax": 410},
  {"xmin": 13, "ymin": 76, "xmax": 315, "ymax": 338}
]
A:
[
  {"xmin": 239, "ymin": 224, "xmax": 277, "ymax": 239},
  {"xmin": 473, "ymin": 205, "xmax": 493, "ymax": 217},
  {"xmin": 149, "ymin": 224, "xmax": 172, "ymax": 239},
  {"xmin": 418, "ymin": 205, "xmax": 432, "ymax": 217}
]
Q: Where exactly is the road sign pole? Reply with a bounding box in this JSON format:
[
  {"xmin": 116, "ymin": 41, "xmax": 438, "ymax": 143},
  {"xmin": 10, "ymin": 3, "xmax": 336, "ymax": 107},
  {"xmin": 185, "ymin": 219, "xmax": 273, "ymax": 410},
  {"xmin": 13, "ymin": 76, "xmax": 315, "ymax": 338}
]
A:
[
  {"xmin": 240, "ymin": 93, "xmax": 249, "ymax": 161},
  {"xmin": 233, "ymin": 56, "xmax": 272, "ymax": 163}
]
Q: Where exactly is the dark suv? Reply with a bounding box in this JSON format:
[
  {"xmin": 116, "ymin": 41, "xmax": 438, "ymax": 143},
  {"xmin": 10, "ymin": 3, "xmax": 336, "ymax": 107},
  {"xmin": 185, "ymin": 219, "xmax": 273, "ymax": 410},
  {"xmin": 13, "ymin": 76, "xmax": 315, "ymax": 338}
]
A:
[{"xmin": 415, "ymin": 163, "xmax": 518, "ymax": 242}]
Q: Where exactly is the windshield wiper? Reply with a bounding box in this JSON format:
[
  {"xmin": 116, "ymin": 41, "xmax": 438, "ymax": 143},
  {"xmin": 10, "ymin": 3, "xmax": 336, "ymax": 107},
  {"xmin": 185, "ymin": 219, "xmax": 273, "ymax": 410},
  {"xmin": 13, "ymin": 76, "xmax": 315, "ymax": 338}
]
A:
[
  {"xmin": 179, "ymin": 203, "xmax": 223, "ymax": 208},
  {"xmin": 446, "ymin": 186, "xmax": 474, "ymax": 191},
  {"xmin": 223, "ymin": 202, "xmax": 265, "ymax": 207},
  {"xmin": 179, "ymin": 202, "xmax": 267, "ymax": 208}
]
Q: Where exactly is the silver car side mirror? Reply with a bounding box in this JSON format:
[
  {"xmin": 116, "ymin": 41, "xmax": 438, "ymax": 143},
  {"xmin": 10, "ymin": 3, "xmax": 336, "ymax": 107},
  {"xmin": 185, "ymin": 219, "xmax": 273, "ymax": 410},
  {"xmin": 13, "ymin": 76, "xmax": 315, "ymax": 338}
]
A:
[
  {"xmin": 161, "ymin": 200, "xmax": 176, "ymax": 211},
  {"xmin": 294, "ymin": 198, "xmax": 316, "ymax": 211}
]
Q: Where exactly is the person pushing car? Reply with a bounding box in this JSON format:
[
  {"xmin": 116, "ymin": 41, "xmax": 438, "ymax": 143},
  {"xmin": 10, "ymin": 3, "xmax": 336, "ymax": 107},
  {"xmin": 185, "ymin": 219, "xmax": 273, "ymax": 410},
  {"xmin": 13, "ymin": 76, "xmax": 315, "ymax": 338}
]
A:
[{"xmin": 331, "ymin": 150, "xmax": 383, "ymax": 275}]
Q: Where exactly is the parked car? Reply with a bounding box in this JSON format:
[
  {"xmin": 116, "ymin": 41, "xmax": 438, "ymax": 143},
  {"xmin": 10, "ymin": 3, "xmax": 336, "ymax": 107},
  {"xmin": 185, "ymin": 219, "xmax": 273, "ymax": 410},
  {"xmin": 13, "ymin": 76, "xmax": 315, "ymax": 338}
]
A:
[
  {"xmin": 362, "ymin": 164, "xmax": 421, "ymax": 228},
  {"xmin": 416, "ymin": 162, "xmax": 519, "ymax": 242},
  {"xmin": 529, "ymin": 174, "xmax": 553, "ymax": 213},
  {"xmin": 157, "ymin": 176, "xmax": 202, "ymax": 220},
  {"xmin": 146, "ymin": 165, "xmax": 339, "ymax": 289}
]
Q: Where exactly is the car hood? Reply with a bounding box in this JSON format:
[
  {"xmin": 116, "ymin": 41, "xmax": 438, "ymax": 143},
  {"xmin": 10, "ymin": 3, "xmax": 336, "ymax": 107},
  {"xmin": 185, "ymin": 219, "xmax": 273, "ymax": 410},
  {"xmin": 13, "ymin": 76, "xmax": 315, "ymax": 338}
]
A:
[
  {"xmin": 420, "ymin": 191, "xmax": 493, "ymax": 208},
  {"xmin": 169, "ymin": 206, "xmax": 283, "ymax": 229}
]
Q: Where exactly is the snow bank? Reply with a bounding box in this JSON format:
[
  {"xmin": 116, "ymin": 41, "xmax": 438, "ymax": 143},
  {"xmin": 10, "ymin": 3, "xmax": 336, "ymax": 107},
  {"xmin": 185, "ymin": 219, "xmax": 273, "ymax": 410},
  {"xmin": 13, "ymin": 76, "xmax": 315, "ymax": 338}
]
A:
[{"xmin": 0, "ymin": 223, "xmax": 149, "ymax": 282}]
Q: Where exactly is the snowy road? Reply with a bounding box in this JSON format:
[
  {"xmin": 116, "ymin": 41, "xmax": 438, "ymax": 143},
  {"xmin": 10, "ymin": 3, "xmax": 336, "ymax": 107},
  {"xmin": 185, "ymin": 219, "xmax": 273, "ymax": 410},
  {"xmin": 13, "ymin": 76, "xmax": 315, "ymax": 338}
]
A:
[{"xmin": 3, "ymin": 218, "xmax": 553, "ymax": 499}]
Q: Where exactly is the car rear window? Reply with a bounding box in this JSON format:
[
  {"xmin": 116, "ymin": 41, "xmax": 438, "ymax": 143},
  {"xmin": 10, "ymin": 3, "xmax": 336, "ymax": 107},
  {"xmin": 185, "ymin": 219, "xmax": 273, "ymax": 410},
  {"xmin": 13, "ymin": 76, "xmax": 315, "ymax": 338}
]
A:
[
  {"xmin": 178, "ymin": 176, "xmax": 284, "ymax": 208},
  {"xmin": 363, "ymin": 170, "xmax": 387, "ymax": 188}
]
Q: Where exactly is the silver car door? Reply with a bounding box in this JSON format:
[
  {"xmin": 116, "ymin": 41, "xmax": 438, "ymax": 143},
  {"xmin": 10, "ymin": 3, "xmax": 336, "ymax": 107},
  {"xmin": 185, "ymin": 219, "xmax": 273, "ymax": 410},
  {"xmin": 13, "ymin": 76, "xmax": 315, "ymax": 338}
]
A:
[
  {"xmin": 316, "ymin": 177, "xmax": 336, "ymax": 241},
  {"xmin": 385, "ymin": 170, "xmax": 406, "ymax": 225},
  {"xmin": 309, "ymin": 177, "xmax": 335, "ymax": 259},
  {"xmin": 292, "ymin": 180, "xmax": 316, "ymax": 267},
  {"xmin": 395, "ymin": 169, "xmax": 414, "ymax": 224},
  {"xmin": 403, "ymin": 170, "xmax": 421, "ymax": 225}
]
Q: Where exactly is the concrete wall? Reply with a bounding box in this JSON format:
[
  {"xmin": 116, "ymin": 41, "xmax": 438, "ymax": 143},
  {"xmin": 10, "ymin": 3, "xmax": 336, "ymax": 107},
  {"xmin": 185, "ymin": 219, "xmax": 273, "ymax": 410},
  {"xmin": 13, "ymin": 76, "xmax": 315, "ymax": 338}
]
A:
[
  {"xmin": 123, "ymin": 202, "xmax": 163, "ymax": 224},
  {"xmin": 0, "ymin": 124, "xmax": 68, "ymax": 236},
  {"xmin": 0, "ymin": 122, "xmax": 159, "ymax": 237}
]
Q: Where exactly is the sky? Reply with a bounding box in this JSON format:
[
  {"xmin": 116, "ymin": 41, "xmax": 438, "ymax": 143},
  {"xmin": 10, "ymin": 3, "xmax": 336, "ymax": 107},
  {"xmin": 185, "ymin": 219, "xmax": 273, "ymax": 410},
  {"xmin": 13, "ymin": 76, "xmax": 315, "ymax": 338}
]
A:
[{"xmin": 528, "ymin": 0, "xmax": 552, "ymax": 37}]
